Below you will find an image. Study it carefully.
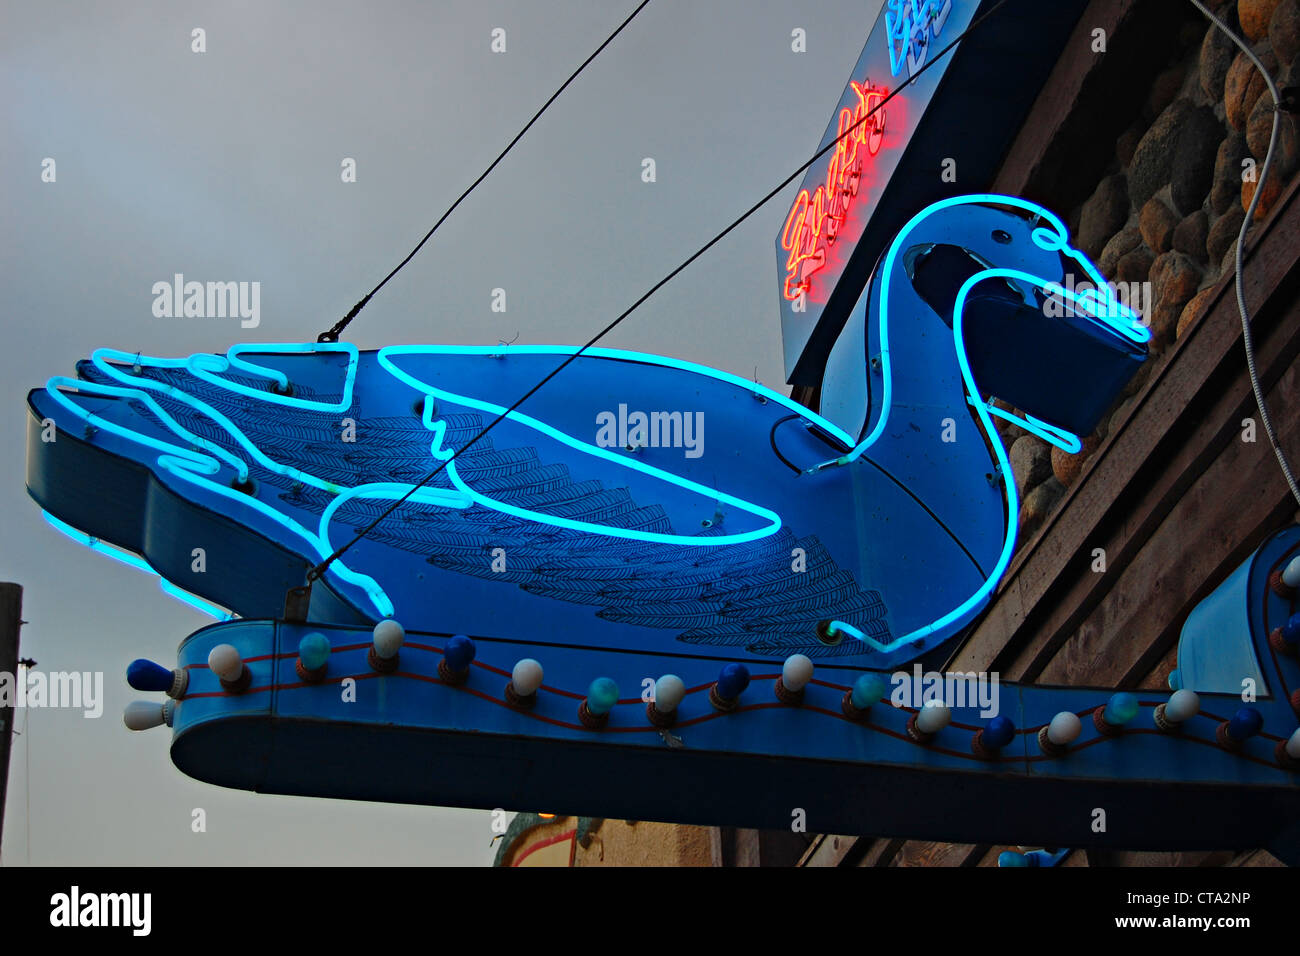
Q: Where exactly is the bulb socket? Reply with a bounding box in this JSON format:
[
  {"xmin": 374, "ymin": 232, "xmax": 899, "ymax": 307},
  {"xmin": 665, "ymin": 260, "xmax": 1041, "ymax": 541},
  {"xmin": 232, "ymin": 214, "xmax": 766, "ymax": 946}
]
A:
[
  {"xmin": 1269, "ymin": 626, "xmax": 1298, "ymax": 657},
  {"xmin": 970, "ymin": 729, "xmax": 1000, "ymax": 760},
  {"xmin": 906, "ymin": 712, "xmax": 936, "ymax": 744},
  {"xmin": 708, "ymin": 684, "xmax": 739, "ymax": 712},
  {"xmin": 368, "ymin": 647, "xmax": 399, "ymax": 673},
  {"xmin": 219, "ymin": 665, "xmax": 252, "ymax": 695},
  {"xmin": 438, "ymin": 659, "xmax": 469, "ymax": 685},
  {"xmin": 841, "ymin": 690, "xmax": 870, "ymax": 722},
  {"xmin": 1215, "ymin": 721, "xmax": 1244, "ymax": 749},
  {"xmin": 1153, "ymin": 702, "xmax": 1184, "ymax": 733},
  {"xmin": 295, "ymin": 659, "xmax": 327, "ymax": 683},
  {"xmin": 646, "ymin": 702, "xmax": 676, "ymax": 727},
  {"xmin": 1268, "ymin": 567, "xmax": 1296, "ymax": 599},
  {"xmin": 169, "ymin": 669, "xmax": 190, "ymax": 699},
  {"xmin": 1092, "ymin": 707, "xmax": 1126, "ymax": 737},
  {"xmin": 504, "ymin": 680, "xmax": 537, "ymax": 709},
  {"xmin": 1037, "ymin": 726, "xmax": 1070, "ymax": 756},
  {"xmin": 579, "ymin": 700, "xmax": 609, "ymax": 729},
  {"xmin": 774, "ymin": 676, "xmax": 804, "ymax": 706}
]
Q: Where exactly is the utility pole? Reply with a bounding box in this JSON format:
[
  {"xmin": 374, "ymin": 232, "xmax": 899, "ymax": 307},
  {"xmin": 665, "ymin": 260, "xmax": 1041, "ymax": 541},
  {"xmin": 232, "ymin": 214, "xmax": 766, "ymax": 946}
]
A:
[{"xmin": 0, "ymin": 583, "xmax": 22, "ymax": 854}]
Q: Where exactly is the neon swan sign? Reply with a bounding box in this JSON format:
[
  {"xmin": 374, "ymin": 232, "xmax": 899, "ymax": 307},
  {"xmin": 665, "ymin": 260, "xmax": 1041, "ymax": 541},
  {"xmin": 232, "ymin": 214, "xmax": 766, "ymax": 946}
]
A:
[
  {"xmin": 30, "ymin": 196, "xmax": 1300, "ymax": 858},
  {"xmin": 29, "ymin": 195, "xmax": 1148, "ymax": 667}
]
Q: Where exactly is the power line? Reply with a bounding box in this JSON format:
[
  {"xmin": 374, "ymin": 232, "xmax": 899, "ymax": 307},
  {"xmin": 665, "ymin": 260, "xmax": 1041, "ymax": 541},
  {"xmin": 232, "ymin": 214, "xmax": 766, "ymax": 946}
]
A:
[
  {"xmin": 308, "ymin": 0, "xmax": 1011, "ymax": 584},
  {"xmin": 316, "ymin": 0, "xmax": 652, "ymax": 344}
]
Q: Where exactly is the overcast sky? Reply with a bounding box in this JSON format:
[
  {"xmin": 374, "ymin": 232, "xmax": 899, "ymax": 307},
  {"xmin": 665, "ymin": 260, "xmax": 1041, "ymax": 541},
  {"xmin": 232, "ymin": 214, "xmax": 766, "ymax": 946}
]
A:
[{"xmin": 1, "ymin": 0, "xmax": 882, "ymax": 865}]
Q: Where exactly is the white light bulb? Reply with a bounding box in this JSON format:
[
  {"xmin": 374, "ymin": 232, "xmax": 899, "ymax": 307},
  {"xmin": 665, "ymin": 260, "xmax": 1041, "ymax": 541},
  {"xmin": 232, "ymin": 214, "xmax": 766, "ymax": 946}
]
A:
[
  {"xmin": 1284, "ymin": 556, "xmax": 1300, "ymax": 588},
  {"xmin": 1286, "ymin": 728, "xmax": 1300, "ymax": 760},
  {"xmin": 654, "ymin": 675, "xmax": 686, "ymax": 713},
  {"xmin": 782, "ymin": 654, "xmax": 814, "ymax": 692},
  {"xmin": 1047, "ymin": 711, "xmax": 1082, "ymax": 746},
  {"xmin": 372, "ymin": 619, "xmax": 405, "ymax": 659},
  {"xmin": 207, "ymin": 644, "xmax": 244, "ymax": 682},
  {"xmin": 915, "ymin": 701, "xmax": 951, "ymax": 735},
  {"xmin": 1165, "ymin": 689, "xmax": 1200, "ymax": 723},
  {"xmin": 123, "ymin": 700, "xmax": 174, "ymax": 731},
  {"xmin": 511, "ymin": 659, "xmax": 544, "ymax": 696}
]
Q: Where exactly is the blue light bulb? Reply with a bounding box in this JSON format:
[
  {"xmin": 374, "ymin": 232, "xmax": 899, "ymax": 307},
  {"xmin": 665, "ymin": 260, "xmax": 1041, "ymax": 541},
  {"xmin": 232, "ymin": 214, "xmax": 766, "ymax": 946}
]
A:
[
  {"xmin": 444, "ymin": 635, "xmax": 476, "ymax": 671},
  {"xmin": 1282, "ymin": 613, "xmax": 1300, "ymax": 646},
  {"xmin": 982, "ymin": 715, "xmax": 1016, "ymax": 750},
  {"xmin": 716, "ymin": 663, "xmax": 750, "ymax": 700},
  {"xmin": 850, "ymin": 674, "xmax": 887, "ymax": 710},
  {"xmin": 1103, "ymin": 692, "xmax": 1140, "ymax": 727},
  {"xmin": 126, "ymin": 659, "xmax": 174, "ymax": 692},
  {"xmin": 997, "ymin": 851, "xmax": 1029, "ymax": 867},
  {"xmin": 298, "ymin": 633, "xmax": 331, "ymax": 672},
  {"xmin": 1167, "ymin": 669, "xmax": 1182, "ymax": 691},
  {"xmin": 1226, "ymin": 707, "xmax": 1263, "ymax": 742},
  {"xmin": 586, "ymin": 677, "xmax": 620, "ymax": 717}
]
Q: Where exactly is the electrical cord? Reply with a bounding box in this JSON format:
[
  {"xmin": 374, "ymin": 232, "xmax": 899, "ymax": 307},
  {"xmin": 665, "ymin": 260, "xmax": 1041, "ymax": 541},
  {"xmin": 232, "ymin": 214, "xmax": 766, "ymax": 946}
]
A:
[{"xmin": 1190, "ymin": 0, "xmax": 1300, "ymax": 508}]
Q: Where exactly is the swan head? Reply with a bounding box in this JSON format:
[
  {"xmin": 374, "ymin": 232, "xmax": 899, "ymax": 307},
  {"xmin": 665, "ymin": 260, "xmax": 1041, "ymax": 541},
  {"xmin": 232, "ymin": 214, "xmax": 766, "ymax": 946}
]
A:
[{"xmin": 824, "ymin": 195, "xmax": 1150, "ymax": 453}]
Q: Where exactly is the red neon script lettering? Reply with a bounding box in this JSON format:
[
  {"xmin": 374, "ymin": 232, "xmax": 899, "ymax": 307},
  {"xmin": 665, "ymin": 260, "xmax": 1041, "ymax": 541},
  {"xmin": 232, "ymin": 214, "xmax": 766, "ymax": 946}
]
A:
[{"xmin": 781, "ymin": 82, "xmax": 887, "ymax": 302}]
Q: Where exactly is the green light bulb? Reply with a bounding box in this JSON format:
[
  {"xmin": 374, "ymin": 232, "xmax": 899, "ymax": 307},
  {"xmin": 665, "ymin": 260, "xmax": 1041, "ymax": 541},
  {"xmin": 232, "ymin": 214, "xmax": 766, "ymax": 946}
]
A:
[{"xmin": 586, "ymin": 677, "xmax": 620, "ymax": 717}]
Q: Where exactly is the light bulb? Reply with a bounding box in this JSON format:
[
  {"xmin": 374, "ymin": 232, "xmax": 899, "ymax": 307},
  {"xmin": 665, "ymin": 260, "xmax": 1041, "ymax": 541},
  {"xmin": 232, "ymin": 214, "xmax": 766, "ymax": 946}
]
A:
[
  {"xmin": 997, "ymin": 851, "xmax": 1029, "ymax": 867},
  {"xmin": 207, "ymin": 644, "xmax": 244, "ymax": 683},
  {"xmin": 444, "ymin": 635, "xmax": 476, "ymax": 671},
  {"xmin": 1103, "ymin": 692, "xmax": 1140, "ymax": 727},
  {"xmin": 982, "ymin": 715, "xmax": 1016, "ymax": 750},
  {"xmin": 123, "ymin": 700, "xmax": 175, "ymax": 731},
  {"xmin": 511, "ymin": 659, "xmax": 544, "ymax": 697},
  {"xmin": 585, "ymin": 677, "xmax": 620, "ymax": 717},
  {"xmin": 1164, "ymin": 689, "xmax": 1200, "ymax": 723},
  {"xmin": 653, "ymin": 675, "xmax": 686, "ymax": 713},
  {"xmin": 715, "ymin": 663, "xmax": 750, "ymax": 700},
  {"xmin": 1284, "ymin": 556, "xmax": 1300, "ymax": 588},
  {"xmin": 850, "ymin": 674, "xmax": 887, "ymax": 711},
  {"xmin": 126, "ymin": 658, "xmax": 188, "ymax": 697},
  {"xmin": 1286, "ymin": 728, "xmax": 1300, "ymax": 760},
  {"xmin": 372, "ymin": 619, "xmax": 405, "ymax": 659},
  {"xmin": 782, "ymin": 654, "xmax": 814, "ymax": 692},
  {"xmin": 297, "ymin": 633, "xmax": 331, "ymax": 673},
  {"xmin": 915, "ymin": 701, "xmax": 951, "ymax": 735},
  {"xmin": 1046, "ymin": 711, "xmax": 1082, "ymax": 746},
  {"xmin": 1225, "ymin": 707, "xmax": 1263, "ymax": 742}
]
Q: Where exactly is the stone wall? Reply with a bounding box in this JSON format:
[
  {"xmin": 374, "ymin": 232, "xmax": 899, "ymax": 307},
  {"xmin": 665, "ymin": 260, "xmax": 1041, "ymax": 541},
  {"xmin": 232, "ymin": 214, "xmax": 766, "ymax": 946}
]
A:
[{"xmin": 1005, "ymin": 0, "xmax": 1300, "ymax": 545}]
